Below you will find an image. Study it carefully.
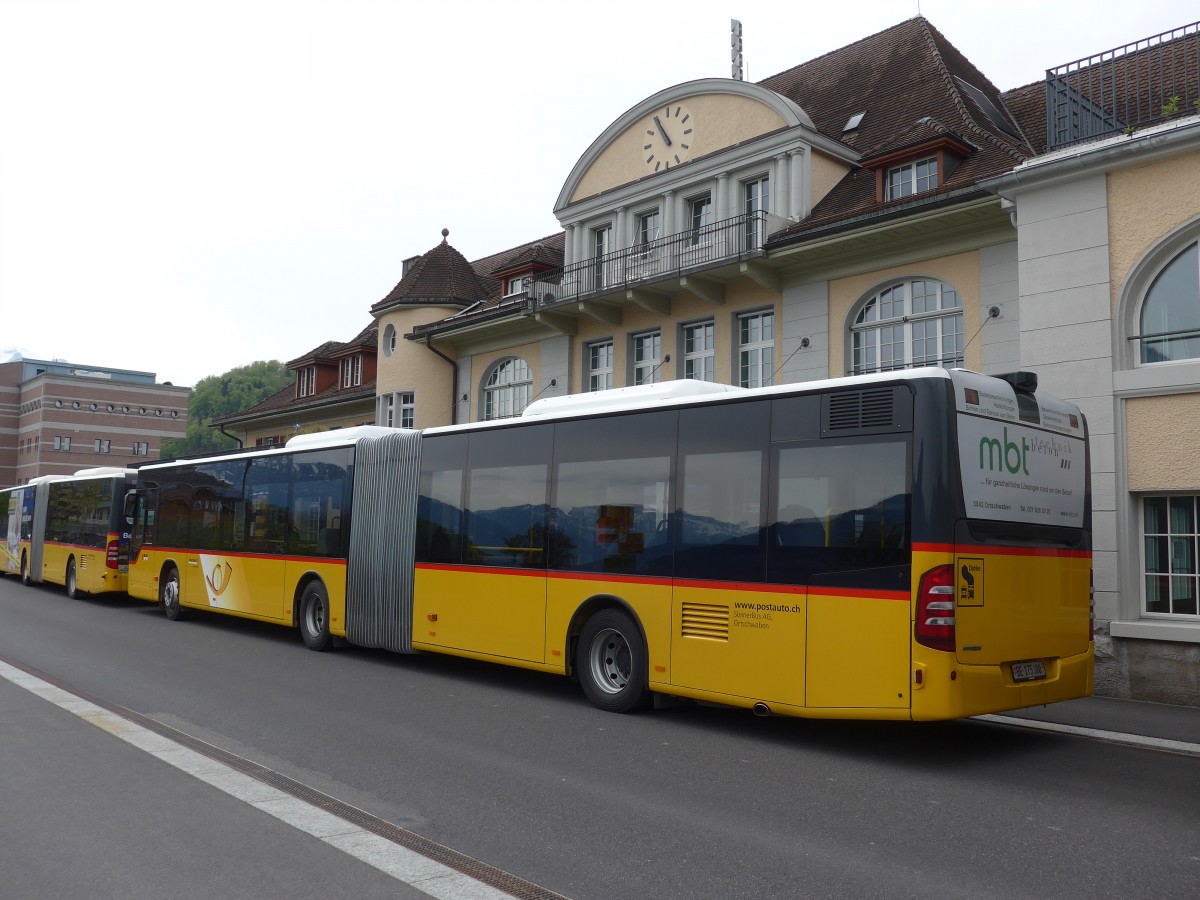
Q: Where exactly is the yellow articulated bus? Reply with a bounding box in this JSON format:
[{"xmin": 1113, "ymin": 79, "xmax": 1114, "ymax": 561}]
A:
[
  {"xmin": 123, "ymin": 368, "xmax": 1092, "ymax": 721},
  {"xmin": 8, "ymin": 468, "xmax": 137, "ymax": 597}
]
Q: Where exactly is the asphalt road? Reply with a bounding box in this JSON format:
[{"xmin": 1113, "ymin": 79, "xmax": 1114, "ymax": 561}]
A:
[{"xmin": 1, "ymin": 575, "xmax": 1198, "ymax": 899}]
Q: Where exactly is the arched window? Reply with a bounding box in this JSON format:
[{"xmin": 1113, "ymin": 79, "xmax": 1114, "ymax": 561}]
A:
[
  {"xmin": 1139, "ymin": 241, "xmax": 1200, "ymax": 363},
  {"xmin": 483, "ymin": 357, "xmax": 532, "ymax": 420},
  {"xmin": 850, "ymin": 279, "xmax": 963, "ymax": 374},
  {"xmin": 382, "ymin": 324, "xmax": 397, "ymax": 358}
]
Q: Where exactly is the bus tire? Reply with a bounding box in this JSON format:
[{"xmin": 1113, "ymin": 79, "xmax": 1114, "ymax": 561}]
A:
[
  {"xmin": 299, "ymin": 581, "xmax": 332, "ymax": 651},
  {"xmin": 66, "ymin": 558, "xmax": 79, "ymax": 599},
  {"xmin": 161, "ymin": 565, "xmax": 186, "ymax": 621},
  {"xmin": 20, "ymin": 552, "xmax": 31, "ymax": 586},
  {"xmin": 577, "ymin": 608, "xmax": 651, "ymax": 713}
]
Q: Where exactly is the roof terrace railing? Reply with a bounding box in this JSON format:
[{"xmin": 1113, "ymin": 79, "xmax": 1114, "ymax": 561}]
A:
[
  {"xmin": 527, "ymin": 211, "xmax": 777, "ymax": 307},
  {"xmin": 1046, "ymin": 21, "xmax": 1200, "ymax": 150}
]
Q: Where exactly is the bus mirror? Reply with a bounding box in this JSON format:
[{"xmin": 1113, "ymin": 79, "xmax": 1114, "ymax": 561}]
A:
[{"xmin": 122, "ymin": 492, "xmax": 140, "ymax": 522}]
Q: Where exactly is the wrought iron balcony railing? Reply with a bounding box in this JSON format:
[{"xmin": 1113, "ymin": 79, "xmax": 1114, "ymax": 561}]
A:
[
  {"xmin": 527, "ymin": 211, "xmax": 782, "ymax": 307},
  {"xmin": 1046, "ymin": 20, "xmax": 1200, "ymax": 150}
]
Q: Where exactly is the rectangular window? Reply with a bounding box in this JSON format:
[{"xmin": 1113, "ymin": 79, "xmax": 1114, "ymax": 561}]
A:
[
  {"xmin": 1143, "ymin": 496, "xmax": 1200, "ymax": 616},
  {"xmin": 400, "ymin": 392, "xmax": 415, "ymax": 429},
  {"xmin": 638, "ymin": 210, "xmax": 660, "ymax": 246},
  {"xmin": 54, "ymin": 436, "xmax": 61, "ymax": 451},
  {"xmin": 886, "ymin": 157, "xmax": 938, "ymax": 200},
  {"xmin": 588, "ymin": 340, "xmax": 614, "ymax": 392},
  {"xmin": 381, "ymin": 394, "xmax": 394, "ymax": 428},
  {"xmin": 102, "ymin": 440, "xmax": 110, "ymax": 454},
  {"xmin": 738, "ymin": 311, "xmax": 774, "ymax": 388},
  {"xmin": 744, "ymin": 175, "xmax": 769, "ymax": 249},
  {"xmin": 633, "ymin": 332, "xmax": 662, "ymax": 385},
  {"xmin": 690, "ymin": 195, "xmax": 713, "ymax": 235},
  {"xmin": 341, "ymin": 355, "xmax": 362, "ymax": 388},
  {"xmin": 505, "ymin": 276, "xmax": 528, "ymax": 297},
  {"xmin": 592, "ymin": 225, "xmax": 612, "ymax": 291},
  {"xmin": 298, "ymin": 366, "xmax": 317, "ymax": 398},
  {"xmin": 683, "ymin": 321, "xmax": 715, "ymax": 382}
]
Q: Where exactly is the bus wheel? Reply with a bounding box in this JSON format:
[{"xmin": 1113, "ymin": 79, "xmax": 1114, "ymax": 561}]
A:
[
  {"xmin": 161, "ymin": 565, "xmax": 185, "ymax": 621},
  {"xmin": 578, "ymin": 608, "xmax": 651, "ymax": 713},
  {"xmin": 20, "ymin": 552, "xmax": 31, "ymax": 586},
  {"xmin": 299, "ymin": 582, "xmax": 332, "ymax": 651},
  {"xmin": 66, "ymin": 558, "xmax": 79, "ymax": 599}
]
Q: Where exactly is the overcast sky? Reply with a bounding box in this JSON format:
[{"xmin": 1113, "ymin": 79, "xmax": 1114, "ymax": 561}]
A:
[{"xmin": 3, "ymin": 0, "xmax": 1196, "ymax": 388}]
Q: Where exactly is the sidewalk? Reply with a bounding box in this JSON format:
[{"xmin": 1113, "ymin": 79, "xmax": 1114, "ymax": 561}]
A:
[
  {"xmin": 998, "ymin": 694, "xmax": 1200, "ymax": 748},
  {"xmin": 0, "ymin": 664, "xmax": 511, "ymax": 900}
]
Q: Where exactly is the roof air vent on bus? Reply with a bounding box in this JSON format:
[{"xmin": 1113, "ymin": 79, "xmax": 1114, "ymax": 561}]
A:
[{"xmin": 998, "ymin": 371, "xmax": 1037, "ymax": 394}]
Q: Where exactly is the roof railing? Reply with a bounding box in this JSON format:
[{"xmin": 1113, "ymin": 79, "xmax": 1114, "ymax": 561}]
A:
[{"xmin": 1046, "ymin": 21, "xmax": 1200, "ymax": 150}]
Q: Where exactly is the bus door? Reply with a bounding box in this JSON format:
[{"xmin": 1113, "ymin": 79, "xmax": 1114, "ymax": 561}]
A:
[
  {"xmin": 773, "ymin": 435, "xmax": 912, "ymax": 710},
  {"xmin": 239, "ymin": 457, "xmax": 288, "ymax": 620},
  {"xmin": 126, "ymin": 488, "xmax": 158, "ymax": 600}
]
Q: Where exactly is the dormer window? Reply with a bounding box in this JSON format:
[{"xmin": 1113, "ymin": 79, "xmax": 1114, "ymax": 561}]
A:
[
  {"xmin": 341, "ymin": 354, "xmax": 362, "ymax": 388},
  {"xmin": 505, "ymin": 276, "xmax": 529, "ymax": 297},
  {"xmin": 886, "ymin": 157, "xmax": 938, "ymax": 200},
  {"xmin": 297, "ymin": 365, "xmax": 317, "ymax": 398}
]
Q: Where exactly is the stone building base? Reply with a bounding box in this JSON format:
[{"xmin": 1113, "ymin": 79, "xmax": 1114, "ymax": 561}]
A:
[{"xmin": 1094, "ymin": 631, "xmax": 1200, "ymax": 707}]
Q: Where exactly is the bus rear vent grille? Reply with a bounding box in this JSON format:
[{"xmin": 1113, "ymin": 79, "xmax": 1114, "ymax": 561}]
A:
[
  {"xmin": 827, "ymin": 388, "xmax": 895, "ymax": 430},
  {"xmin": 681, "ymin": 602, "xmax": 729, "ymax": 642}
]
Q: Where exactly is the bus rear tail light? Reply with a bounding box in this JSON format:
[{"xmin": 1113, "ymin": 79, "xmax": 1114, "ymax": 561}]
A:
[
  {"xmin": 916, "ymin": 564, "xmax": 956, "ymax": 652},
  {"xmin": 106, "ymin": 538, "xmax": 120, "ymax": 569}
]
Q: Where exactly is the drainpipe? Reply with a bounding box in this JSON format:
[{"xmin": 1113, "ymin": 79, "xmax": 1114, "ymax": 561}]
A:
[
  {"xmin": 218, "ymin": 425, "xmax": 243, "ymax": 448},
  {"xmin": 423, "ymin": 335, "xmax": 460, "ymax": 425}
]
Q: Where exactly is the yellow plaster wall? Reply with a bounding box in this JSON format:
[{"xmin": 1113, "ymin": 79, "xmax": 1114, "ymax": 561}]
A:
[
  {"xmin": 811, "ymin": 150, "xmax": 852, "ymax": 210},
  {"xmin": 1108, "ymin": 153, "xmax": 1200, "ymax": 314},
  {"xmin": 827, "ymin": 251, "xmax": 982, "ymax": 377},
  {"xmin": 376, "ymin": 306, "xmax": 461, "ymax": 429},
  {"xmin": 1126, "ymin": 394, "xmax": 1200, "ymax": 491},
  {"xmin": 571, "ymin": 92, "xmax": 788, "ymax": 203}
]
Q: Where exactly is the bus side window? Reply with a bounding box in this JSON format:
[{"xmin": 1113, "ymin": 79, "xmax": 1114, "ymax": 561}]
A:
[
  {"xmin": 549, "ymin": 410, "xmax": 675, "ymax": 576},
  {"xmin": 676, "ymin": 401, "xmax": 770, "ymax": 583},
  {"xmin": 463, "ymin": 425, "xmax": 552, "ymax": 569},
  {"xmin": 288, "ymin": 449, "xmax": 350, "ymax": 558},
  {"xmin": 769, "ymin": 439, "xmax": 910, "ymax": 584},
  {"xmin": 417, "ymin": 434, "xmax": 467, "ymax": 565}
]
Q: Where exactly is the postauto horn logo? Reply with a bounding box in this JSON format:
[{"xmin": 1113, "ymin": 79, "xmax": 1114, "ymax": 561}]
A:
[{"xmin": 205, "ymin": 561, "xmax": 234, "ymax": 597}]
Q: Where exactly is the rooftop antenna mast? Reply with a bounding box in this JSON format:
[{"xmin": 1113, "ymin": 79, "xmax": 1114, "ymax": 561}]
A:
[{"xmin": 731, "ymin": 19, "xmax": 744, "ymax": 80}]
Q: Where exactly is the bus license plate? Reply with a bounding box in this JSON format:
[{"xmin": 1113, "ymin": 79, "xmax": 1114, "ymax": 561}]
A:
[{"xmin": 1011, "ymin": 660, "xmax": 1046, "ymax": 682}]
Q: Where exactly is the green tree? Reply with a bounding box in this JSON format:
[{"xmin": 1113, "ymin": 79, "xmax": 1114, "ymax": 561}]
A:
[{"xmin": 161, "ymin": 360, "xmax": 293, "ymax": 459}]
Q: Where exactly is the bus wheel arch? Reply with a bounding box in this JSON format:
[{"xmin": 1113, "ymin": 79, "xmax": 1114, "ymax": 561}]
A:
[
  {"xmin": 160, "ymin": 561, "xmax": 185, "ymax": 621},
  {"xmin": 296, "ymin": 575, "xmax": 332, "ymax": 652},
  {"xmin": 569, "ymin": 596, "xmax": 652, "ymax": 713}
]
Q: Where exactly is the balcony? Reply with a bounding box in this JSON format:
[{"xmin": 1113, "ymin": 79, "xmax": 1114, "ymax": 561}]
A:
[
  {"xmin": 1046, "ymin": 21, "xmax": 1200, "ymax": 149},
  {"xmin": 527, "ymin": 211, "xmax": 787, "ymax": 311}
]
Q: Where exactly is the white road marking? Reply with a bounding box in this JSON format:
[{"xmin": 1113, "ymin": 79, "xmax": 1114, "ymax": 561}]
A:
[
  {"xmin": 0, "ymin": 659, "xmax": 513, "ymax": 900},
  {"xmin": 976, "ymin": 713, "xmax": 1200, "ymax": 757}
]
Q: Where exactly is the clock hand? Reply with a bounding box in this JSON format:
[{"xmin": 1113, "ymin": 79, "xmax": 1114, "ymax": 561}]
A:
[{"xmin": 653, "ymin": 115, "xmax": 672, "ymax": 147}]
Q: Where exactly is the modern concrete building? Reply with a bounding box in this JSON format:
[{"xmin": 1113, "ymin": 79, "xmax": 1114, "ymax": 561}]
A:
[{"xmin": 1, "ymin": 357, "xmax": 190, "ymax": 485}]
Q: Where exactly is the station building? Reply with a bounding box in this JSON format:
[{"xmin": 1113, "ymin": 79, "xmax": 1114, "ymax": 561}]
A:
[{"xmin": 234, "ymin": 17, "xmax": 1200, "ymax": 704}]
